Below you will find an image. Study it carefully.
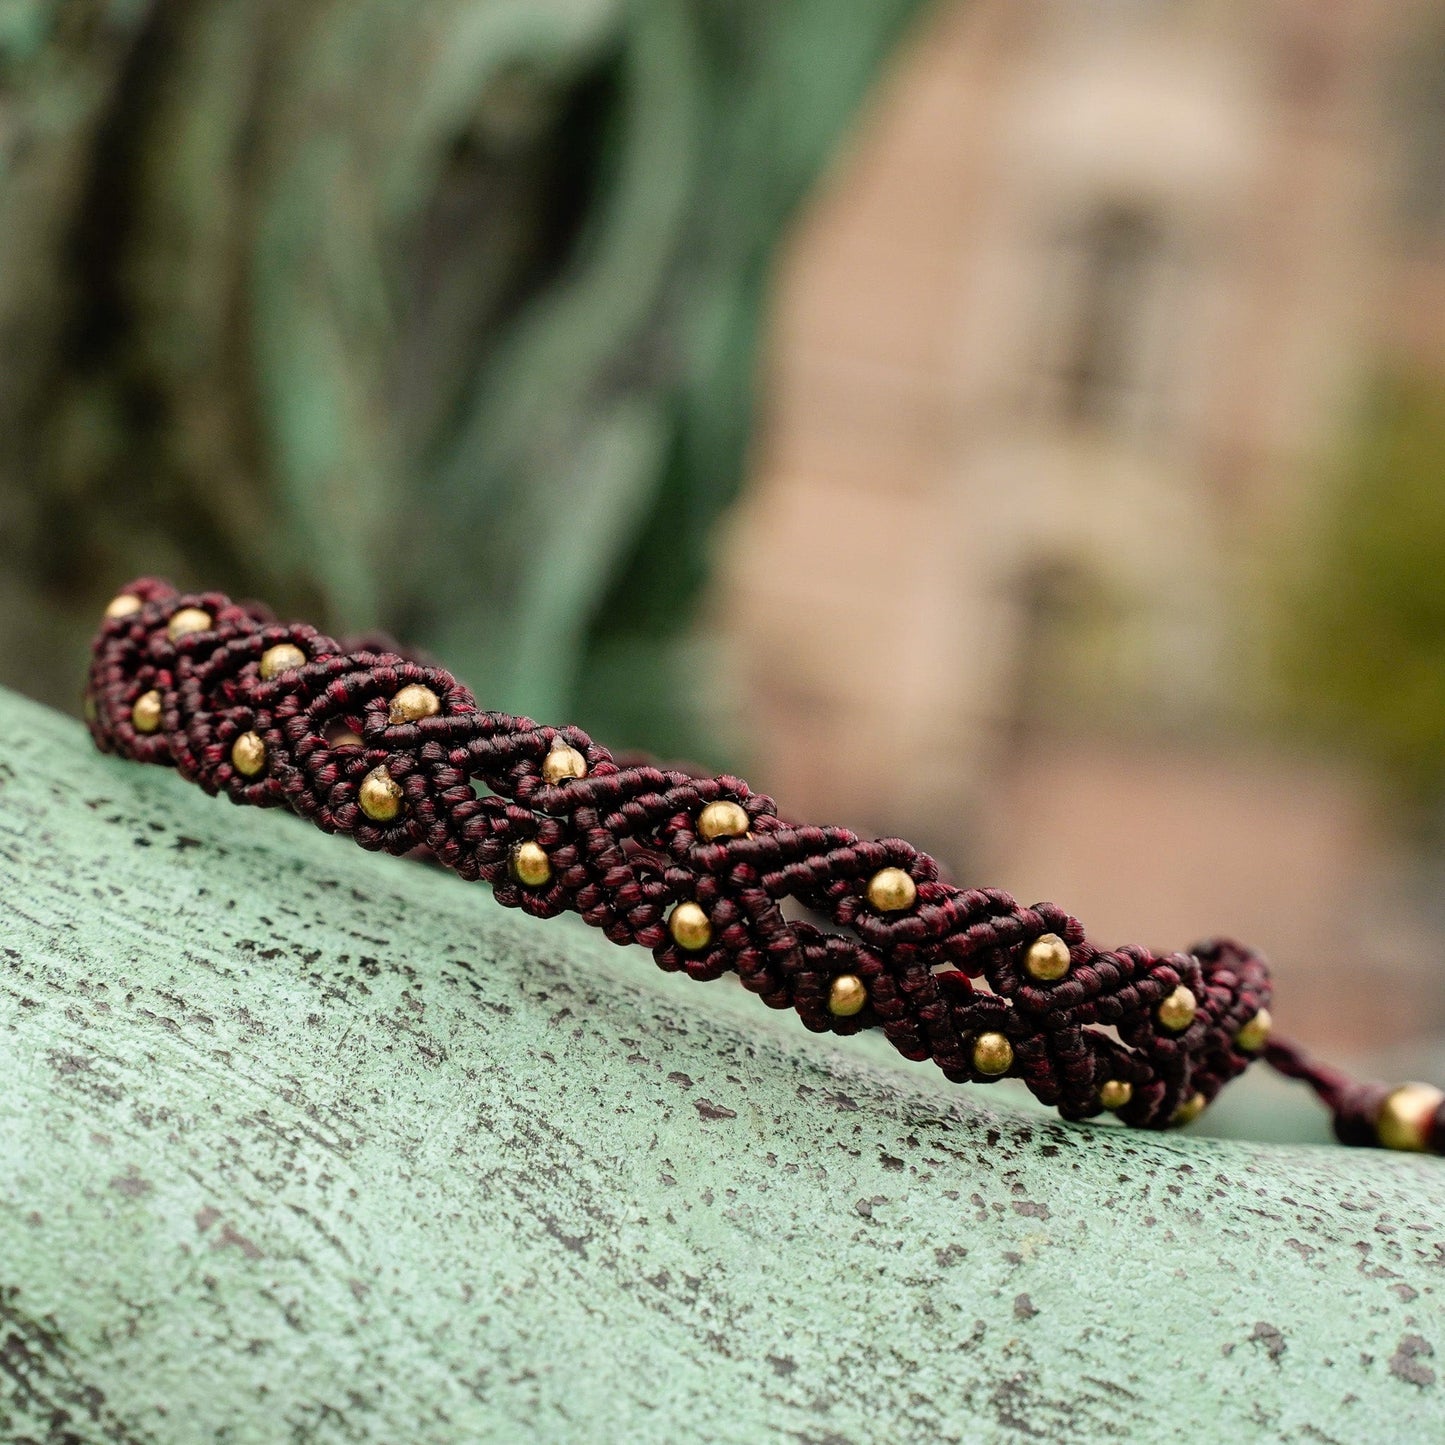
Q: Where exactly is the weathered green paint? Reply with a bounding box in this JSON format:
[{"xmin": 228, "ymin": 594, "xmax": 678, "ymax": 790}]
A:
[{"xmin": 1, "ymin": 682, "xmax": 1442, "ymax": 1442}]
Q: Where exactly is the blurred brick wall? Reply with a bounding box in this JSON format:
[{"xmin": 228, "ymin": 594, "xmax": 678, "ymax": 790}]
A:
[{"xmin": 716, "ymin": 0, "xmax": 1445, "ymax": 1050}]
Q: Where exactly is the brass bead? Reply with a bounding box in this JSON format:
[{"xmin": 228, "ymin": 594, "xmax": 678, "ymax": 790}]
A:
[
  {"xmin": 388, "ymin": 684, "xmax": 441, "ymax": 725},
  {"xmin": 828, "ymin": 974, "xmax": 867, "ymax": 1017},
  {"xmin": 1171, "ymin": 1091, "xmax": 1207, "ymax": 1127},
  {"xmin": 972, "ymin": 1031, "xmax": 1014, "ymax": 1076},
  {"xmin": 866, "ymin": 866, "xmax": 917, "ymax": 913},
  {"xmin": 1235, "ymin": 1007, "xmax": 1272, "ymax": 1054},
  {"xmin": 1099, "ymin": 1078, "xmax": 1133, "ymax": 1112},
  {"xmin": 131, "ymin": 689, "xmax": 162, "ymax": 734},
  {"xmin": 668, "ymin": 901, "xmax": 712, "ymax": 952},
  {"xmin": 358, "ymin": 765, "xmax": 403, "ymax": 823},
  {"xmin": 698, "ymin": 800, "xmax": 750, "ymax": 841},
  {"xmin": 82, "ymin": 692, "xmax": 97, "ymax": 724},
  {"xmin": 1376, "ymin": 1082, "xmax": 1445, "ymax": 1153},
  {"xmin": 542, "ymin": 740, "xmax": 588, "ymax": 784},
  {"xmin": 1024, "ymin": 932, "xmax": 1071, "ymax": 982},
  {"xmin": 1157, "ymin": 984, "xmax": 1197, "ymax": 1033},
  {"xmin": 230, "ymin": 730, "xmax": 267, "ymax": 778},
  {"xmin": 167, "ymin": 607, "xmax": 213, "ymax": 640},
  {"xmin": 104, "ymin": 593, "xmax": 142, "ymax": 620},
  {"xmin": 259, "ymin": 642, "xmax": 307, "ymax": 680},
  {"xmin": 509, "ymin": 840, "xmax": 553, "ymax": 888}
]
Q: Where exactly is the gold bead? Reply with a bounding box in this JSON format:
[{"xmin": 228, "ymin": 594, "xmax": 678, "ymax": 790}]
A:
[
  {"xmin": 1157, "ymin": 985, "xmax": 1197, "ymax": 1033},
  {"xmin": 230, "ymin": 731, "xmax": 267, "ymax": 778},
  {"xmin": 542, "ymin": 740, "xmax": 588, "ymax": 784},
  {"xmin": 1171, "ymin": 1091, "xmax": 1207, "ymax": 1127},
  {"xmin": 388, "ymin": 684, "xmax": 440, "ymax": 725},
  {"xmin": 358, "ymin": 765, "xmax": 403, "ymax": 823},
  {"xmin": 82, "ymin": 692, "xmax": 97, "ymax": 724},
  {"xmin": 509, "ymin": 840, "xmax": 553, "ymax": 888},
  {"xmin": 259, "ymin": 642, "xmax": 307, "ymax": 680},
  {"xmin": 1235, "ymin": 1007, "xmax": 1272, "ymax": 1054},
  {"xmin": 697, "ymin": 800, "xmax": 750, "ymax": 841},
  {"xmin": 1024, "ymin": 932, "xmax": 1071, "ymax": 982},
  {"xmin": 167, "ymin": 607, "xmax": 213, "ymax": 640},
  {"xmin": 668, "ymin": 901, "xmax": 712, "ymax": 952},
  {"xmin": 828, "ymin": 974, "xmax": 867, "ymax": 1017},
  {"xmin": 1376, "ymin": 1082, "xmax": 1445, "ymax": 1153},
  {"xmin": 866, "ymin": 866, "xmax": 917, "ymax": 913},
  {"xmin": 1099, "ymin": 1078, "xmax": 1133, "ymax": 1111},
  {"xmin": 104, "ymin": 593, "xmax": 142, "ymax": 620},
  {"xmin": 972, "ymin": 1031, "xmax": 1014, "ymax": 1076},
  {"xmin": 131, "ymin": 690, "xmax": 162, "ymax": 734}
]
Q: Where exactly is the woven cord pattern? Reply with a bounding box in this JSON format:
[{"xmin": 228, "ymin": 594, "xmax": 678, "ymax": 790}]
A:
[{"xmin": 87, "ymin": 578, "xmax": 1287, "ymax": 1133}]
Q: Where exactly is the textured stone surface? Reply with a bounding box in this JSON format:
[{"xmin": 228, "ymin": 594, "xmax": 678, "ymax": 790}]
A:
[{"xmin": 1, "ymin": 682, "xmax": 1443, "ymax": 1443}]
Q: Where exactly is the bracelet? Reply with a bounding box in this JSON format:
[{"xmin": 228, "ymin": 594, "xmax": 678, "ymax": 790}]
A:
[{"xmin": 85, "ymin": 578, "xmax": 1445, "ymax": 1154}]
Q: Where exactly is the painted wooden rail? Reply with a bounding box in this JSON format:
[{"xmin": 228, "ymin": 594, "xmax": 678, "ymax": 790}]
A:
[{"xmin": 1, "ymin": 683, "xmax": 1442, "ymax": 1442}]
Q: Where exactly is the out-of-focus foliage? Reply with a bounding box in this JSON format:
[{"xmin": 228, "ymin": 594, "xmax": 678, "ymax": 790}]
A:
[
  {"xmin": 1279, "ymin": 369, "xmax": 1445, "ymax": 820},
  {"xmin": 0, "ymin": 0, "xmax": 924, "ymax": 763}
]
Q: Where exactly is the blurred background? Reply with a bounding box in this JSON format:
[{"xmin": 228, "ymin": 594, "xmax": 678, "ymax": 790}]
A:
[{"xmin": 5, "ymin": 0, "xmax": 1445, "ymax": 1085}]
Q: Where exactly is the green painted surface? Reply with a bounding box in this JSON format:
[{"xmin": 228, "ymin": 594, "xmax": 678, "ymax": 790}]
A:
[{"xmin": 1, "ymin": 682, "xmax": 1443, "ymax": 1443}]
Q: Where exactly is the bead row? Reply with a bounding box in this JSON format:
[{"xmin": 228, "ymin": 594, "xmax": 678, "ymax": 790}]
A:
[{"xmin": 86, "ymin": 578, "xmax": 1437, "ymax": 1151}]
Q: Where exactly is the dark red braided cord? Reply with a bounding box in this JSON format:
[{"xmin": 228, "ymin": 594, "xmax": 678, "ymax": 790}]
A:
[{"xmin": 84, "ymin": 579, "xmax": 1445, "ymax": 1152}]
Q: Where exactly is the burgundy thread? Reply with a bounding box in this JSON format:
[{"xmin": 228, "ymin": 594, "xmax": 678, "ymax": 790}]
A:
[{"xmin": 84, "ymin": 579, "xmax": 1442, "ymax": 1149}]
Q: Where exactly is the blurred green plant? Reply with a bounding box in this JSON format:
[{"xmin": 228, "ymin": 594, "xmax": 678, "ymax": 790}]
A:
[
  {"xmin": 1277, "ymin": 368, "xmax": 1445, "ymax": 821},
  {"xmin": 0, "ymin": 0, "xmax": 926, "ymax": 767}
]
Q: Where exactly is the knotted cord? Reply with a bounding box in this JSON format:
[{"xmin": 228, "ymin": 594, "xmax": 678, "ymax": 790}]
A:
[{"xmin": 85, "ymin": 579, "xmax": 1443, "ymax": 1152}]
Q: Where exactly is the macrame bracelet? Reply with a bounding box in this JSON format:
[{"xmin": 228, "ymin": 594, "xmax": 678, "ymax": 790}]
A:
[{"xmin": 85, "ymin": 578, "xmax": 1445, "ymax": 1154}]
